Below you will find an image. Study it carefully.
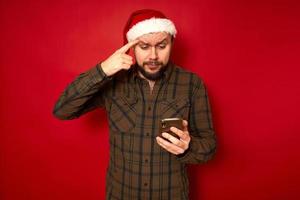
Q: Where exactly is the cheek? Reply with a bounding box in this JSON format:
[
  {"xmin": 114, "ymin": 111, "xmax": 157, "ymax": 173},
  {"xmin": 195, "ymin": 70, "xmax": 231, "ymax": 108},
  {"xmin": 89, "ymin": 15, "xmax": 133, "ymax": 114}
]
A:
[
  {"xmin": 159, "ymin": 49, "xmax": 171, "ymax": 62},
  {"xmin": 135, "ymin": 51, "xmax": 147, "ymax": 63}
]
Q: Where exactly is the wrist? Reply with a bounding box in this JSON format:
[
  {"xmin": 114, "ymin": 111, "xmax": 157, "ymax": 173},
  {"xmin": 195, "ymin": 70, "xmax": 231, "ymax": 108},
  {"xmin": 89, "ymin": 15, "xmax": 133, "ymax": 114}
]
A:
[
  {"xmin": 99, "ymin": 62, "xmax": 110, "ymax": 77},
  {"xmin": 96, "ymin": 62, "xmax": 110, "ymax": 78}
]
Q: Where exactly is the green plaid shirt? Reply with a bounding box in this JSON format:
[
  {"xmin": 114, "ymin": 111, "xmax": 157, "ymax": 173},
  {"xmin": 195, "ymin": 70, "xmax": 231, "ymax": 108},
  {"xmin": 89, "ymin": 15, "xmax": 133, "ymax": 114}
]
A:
[{"xmin": 53, "ymin": 62, "xmax": 216, "ymax": 200}]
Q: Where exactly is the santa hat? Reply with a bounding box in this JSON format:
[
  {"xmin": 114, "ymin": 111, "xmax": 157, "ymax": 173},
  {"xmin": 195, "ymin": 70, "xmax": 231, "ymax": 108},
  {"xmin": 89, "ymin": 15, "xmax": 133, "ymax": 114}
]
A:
[{"xmin": 124, "ymin": 9, "xmax": 177, "ymax": 44}]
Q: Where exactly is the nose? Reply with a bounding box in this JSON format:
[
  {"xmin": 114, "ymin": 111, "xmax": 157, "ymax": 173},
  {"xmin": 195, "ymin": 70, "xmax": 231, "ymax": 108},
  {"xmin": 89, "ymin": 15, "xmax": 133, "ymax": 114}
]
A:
[{"xmin": 149, "ymin": 47, "xmax": 158, "ymax": 60}]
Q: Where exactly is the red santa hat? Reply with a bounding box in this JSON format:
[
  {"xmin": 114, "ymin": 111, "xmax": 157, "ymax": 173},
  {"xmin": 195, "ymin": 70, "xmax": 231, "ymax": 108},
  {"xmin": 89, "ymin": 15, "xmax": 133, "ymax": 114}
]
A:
[{"xmin": 124, "ymin": 9, "xmax": 177, "ymax": 44}]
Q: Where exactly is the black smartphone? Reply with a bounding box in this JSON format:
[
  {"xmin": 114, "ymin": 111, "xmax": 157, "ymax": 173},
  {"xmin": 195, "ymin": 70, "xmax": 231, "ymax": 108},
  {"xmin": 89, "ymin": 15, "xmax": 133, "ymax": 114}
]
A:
[{"xmin": 159, "ymin": 118, "xmax": 183, "ymax": 140}]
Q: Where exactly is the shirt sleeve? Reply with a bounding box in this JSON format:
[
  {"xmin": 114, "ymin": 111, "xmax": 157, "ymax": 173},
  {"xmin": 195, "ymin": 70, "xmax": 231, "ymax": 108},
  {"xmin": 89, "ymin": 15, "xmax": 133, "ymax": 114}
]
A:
[
  {"xmin": 53, "ymin": 63, "xmax": 112, "ymax": 120},
  {"xmin": 176, "ymin": 75, "xmax": 217, "ymax": 164}
]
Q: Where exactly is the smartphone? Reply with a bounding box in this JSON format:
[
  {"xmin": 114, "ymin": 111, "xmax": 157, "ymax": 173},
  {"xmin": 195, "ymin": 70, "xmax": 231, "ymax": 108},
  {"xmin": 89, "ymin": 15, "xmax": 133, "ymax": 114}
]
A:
[{"xmin": 159, "ymin": 118, "xmax": 183, "ymax": 140}]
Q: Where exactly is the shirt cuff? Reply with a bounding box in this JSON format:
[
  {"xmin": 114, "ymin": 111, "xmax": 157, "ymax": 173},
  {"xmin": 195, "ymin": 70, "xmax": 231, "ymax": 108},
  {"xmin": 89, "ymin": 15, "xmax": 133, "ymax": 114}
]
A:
[
  {"xmin": 88, "ymin": 63, "xmax": 113, "ymax": 84},
  {"xmin": 96, "ymin": 63, "xmax": 109, "ymax": 77}
]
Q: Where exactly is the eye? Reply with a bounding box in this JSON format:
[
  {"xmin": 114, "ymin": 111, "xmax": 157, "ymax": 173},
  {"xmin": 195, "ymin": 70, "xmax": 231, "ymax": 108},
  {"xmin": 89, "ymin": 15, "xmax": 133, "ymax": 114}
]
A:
[
  {"xmin": 157, "ymin": 44, "xmax": 166, "ymax": 49},
  {"xmin": 139, "ymin": 44, "xmax": 149, "ymax": 50}
]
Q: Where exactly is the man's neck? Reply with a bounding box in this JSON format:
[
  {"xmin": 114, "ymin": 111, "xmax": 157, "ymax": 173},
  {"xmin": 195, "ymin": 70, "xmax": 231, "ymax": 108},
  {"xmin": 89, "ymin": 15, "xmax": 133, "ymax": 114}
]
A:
[{"xmin": 138, "ymin": 71, "xmax": 156, "ymax": 94}]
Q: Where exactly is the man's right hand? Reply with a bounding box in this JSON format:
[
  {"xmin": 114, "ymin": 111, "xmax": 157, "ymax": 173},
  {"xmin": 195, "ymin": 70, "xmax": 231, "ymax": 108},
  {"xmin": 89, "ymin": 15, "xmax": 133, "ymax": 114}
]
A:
[{"xmin": 100, "ymin": 40, "xmax": 139, "ymax": 77}]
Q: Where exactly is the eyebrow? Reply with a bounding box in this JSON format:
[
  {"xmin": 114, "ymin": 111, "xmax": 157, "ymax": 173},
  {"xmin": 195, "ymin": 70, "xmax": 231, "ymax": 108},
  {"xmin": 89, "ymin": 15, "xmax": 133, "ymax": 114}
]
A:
[{"xmin": 139, "ymin": 38, "xmax": 168, "ymax": 46}]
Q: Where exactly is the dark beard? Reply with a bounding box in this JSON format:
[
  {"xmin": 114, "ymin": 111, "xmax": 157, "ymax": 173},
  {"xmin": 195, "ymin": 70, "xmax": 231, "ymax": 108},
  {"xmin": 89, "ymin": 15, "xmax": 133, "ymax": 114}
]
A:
[{"xmin": 137, "ymin": 61, "xmax": 167, "ymax": 81}]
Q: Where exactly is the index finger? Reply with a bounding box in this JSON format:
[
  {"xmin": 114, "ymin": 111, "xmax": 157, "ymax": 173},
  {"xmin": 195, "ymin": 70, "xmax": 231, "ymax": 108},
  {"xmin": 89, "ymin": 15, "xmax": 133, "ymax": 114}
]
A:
[
  {"xmin": 170, "ymin": 126, "xmax": 189, "ymax": 141},
  {"xmin": 117, "ymin": 39, "xmax": 139, "ymax": 53}
]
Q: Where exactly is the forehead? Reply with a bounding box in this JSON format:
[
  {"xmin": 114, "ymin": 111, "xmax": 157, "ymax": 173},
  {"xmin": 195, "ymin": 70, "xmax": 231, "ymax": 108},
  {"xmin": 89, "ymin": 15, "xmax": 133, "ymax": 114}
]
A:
[{"xmin": 138, "ymin": 32, "xmax": 171, "ymax": 44}]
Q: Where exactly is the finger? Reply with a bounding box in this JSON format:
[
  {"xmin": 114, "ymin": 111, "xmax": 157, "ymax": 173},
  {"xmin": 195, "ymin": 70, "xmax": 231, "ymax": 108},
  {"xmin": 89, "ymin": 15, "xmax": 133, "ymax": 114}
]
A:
[
  {"xmin": 121, "ymin": 57, "xmax": 133, "ymax": 65},
  {"xmin": 182, "ymin": 120, "xmax": 188, "ymax": 132},
  {"xmin": 112, "ymin": 53, "xmax": 132, "ymax": 64},
  {"xmin": 121, "ymin": 54, "xmax": 133, "ymax": 61},
  {"xmin": 156, "ymin": 137, "xmax": 180, "ymax": 155},
  {"xmin": 156, "ymin": 137, "xmax": 185, "ymax": 155},
  {"xmin": 161, "ymin": 132, "xmax": 189, "ymax": 151},
  {"xmin": 121, "ymin": 59, "xmax": 133, "ymax": 65},
  {"xmin": 169, "ymin": 127, "xmax": 185, "ymax": 138},
  {"xmin": 156, "ymin": 137, "xmax": 173, "ymax": 152},
  {"xmin": 121, "ymin": 63, "xmax": 132, "ymax": 70},
  {"xmin": 161, "ymin": 132, "xmax": 184, "ymax": 148},
  {"xmin": 117, "ymin": 39, "xmax": 139, "ymax": 54},
  {"xmin": 170, "ymin": 126, "xmax": 190, "ymax": 142}
]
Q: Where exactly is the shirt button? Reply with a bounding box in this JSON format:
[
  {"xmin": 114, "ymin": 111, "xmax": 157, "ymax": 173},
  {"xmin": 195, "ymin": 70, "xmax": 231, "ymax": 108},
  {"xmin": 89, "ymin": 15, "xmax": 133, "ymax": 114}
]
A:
[
  {"xmin": 146, "ymin": 132, "xmax": 150, "ymax": 136},
  {"xmin": 145, "ymin": 158, "xmax": 148, "ymax": 163},
  {"xmin": 144, "ymin": 182, "xmax": 148, "ymax": 186},
  {"xmin": 148, "ymin": 106, "xmax": 151, "ymax": 111}
]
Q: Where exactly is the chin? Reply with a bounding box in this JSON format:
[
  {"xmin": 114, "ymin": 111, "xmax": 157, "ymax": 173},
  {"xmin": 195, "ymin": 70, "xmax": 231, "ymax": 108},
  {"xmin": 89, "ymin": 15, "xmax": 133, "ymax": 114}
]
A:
[{"xmin": 146, "ymin": 68, "xmax": 160, "ymax": 74}]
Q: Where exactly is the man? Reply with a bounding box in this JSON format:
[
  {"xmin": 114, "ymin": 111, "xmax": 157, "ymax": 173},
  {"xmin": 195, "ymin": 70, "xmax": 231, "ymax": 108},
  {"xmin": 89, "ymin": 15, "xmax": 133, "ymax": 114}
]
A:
[{"xmin": 53, "ymin": 9, "xmax": 216, "ymax": 200}]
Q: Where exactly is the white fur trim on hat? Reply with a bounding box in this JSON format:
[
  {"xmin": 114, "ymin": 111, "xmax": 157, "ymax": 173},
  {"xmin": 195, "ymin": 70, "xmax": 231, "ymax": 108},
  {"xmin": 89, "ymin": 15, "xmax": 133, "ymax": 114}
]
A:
[{"xmin": 126, "ymin": 18, "xmax": 177, "ymax": 42}]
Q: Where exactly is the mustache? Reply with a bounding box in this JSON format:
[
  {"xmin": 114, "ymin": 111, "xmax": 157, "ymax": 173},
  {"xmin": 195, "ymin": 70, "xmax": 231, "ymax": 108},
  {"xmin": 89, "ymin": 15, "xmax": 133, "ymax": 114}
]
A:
[{"xmin": 143, "ymin": 60, "xmax": 163, "ymax": 66}]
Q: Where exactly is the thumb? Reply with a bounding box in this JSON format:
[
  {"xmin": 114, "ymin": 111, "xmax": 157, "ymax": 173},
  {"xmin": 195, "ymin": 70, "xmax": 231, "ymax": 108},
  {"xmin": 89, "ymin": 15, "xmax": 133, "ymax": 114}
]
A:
[{"xmin": 183, "ymin": 120, "xmax": 188, "ymax": 132}]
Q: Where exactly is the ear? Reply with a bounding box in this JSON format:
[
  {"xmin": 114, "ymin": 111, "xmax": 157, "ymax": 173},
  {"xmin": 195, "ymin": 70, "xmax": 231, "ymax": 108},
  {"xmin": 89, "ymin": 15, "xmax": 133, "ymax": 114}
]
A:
[{"xmin": 171, "ymin": 36, "xmax": 176, "ymax": 48}]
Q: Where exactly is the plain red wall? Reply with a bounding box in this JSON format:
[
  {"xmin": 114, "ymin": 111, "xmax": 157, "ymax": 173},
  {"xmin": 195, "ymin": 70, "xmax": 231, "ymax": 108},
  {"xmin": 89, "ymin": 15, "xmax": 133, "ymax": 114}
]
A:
[{"xmin": 1, "ymin": 0, "xmax": 300, "ymax": 199}]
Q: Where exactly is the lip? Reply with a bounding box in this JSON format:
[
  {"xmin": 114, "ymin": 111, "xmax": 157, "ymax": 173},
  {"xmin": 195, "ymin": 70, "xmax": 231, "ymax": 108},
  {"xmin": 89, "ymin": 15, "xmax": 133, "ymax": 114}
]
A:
[
  {"xmin": 146, "ymin": 64, "xmax": 160, "ymax": 71},
  {"xmin": 146, "ymin": 63, "xmax": 160, "ymax": 68}
]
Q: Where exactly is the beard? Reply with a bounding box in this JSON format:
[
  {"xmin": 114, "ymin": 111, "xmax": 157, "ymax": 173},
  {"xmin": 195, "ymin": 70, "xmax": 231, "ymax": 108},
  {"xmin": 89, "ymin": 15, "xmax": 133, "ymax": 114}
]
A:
[{"xmin": 137, "ymin": 60, "xmax": 167, "ymax": 81}]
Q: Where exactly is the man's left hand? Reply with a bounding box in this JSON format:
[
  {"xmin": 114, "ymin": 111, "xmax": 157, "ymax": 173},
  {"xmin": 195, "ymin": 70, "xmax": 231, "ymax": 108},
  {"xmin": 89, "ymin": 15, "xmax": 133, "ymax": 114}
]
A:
[{"xmin": 156, "ymin": 120, "xmax": 191, "ymax": 155}]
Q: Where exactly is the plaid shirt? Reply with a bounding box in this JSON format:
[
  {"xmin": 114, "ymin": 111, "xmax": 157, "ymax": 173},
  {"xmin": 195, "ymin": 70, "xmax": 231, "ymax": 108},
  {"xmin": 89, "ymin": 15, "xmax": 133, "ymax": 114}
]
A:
[{"xmin": 53, "ymin": 62, "xmax": 216, "ymax": 200}]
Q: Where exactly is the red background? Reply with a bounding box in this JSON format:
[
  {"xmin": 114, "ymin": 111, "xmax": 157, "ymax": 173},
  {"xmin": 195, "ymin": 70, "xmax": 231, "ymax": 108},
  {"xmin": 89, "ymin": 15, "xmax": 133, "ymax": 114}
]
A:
[{"xmin": 1, "ymin": 0, "xmax": 300, "ymax": 199}]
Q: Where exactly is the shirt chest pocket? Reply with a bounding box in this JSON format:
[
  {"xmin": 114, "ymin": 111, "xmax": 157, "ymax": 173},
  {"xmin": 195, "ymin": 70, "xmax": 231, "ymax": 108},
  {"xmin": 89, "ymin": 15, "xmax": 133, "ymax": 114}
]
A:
[
  {"xmin": 108, "ymin": 96, "xmax": 137, "ymax": 133},
  {"xmin": 159, "ymin": 98, "xmax": 190, "ymax": 120}
]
